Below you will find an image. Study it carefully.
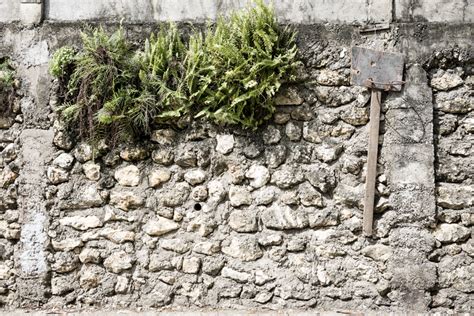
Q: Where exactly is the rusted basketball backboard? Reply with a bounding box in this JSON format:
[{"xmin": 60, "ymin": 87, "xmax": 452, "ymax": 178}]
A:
[
  {"xmin": 350, "ymin": 46, "xmax": 405, "ymax": 236},
  {"xmin": 351, "ymin": 47, "xmax": 404, "ymax": 91}
]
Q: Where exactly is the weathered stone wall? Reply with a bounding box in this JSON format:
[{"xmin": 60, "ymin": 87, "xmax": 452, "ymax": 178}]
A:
[
  {"xmin": 0, "ymin": 14, "xmax": 472, "ymax": 315},
  {"xmin": 428, "ymin": 49, "xmax": 474, "ymax": 311}
]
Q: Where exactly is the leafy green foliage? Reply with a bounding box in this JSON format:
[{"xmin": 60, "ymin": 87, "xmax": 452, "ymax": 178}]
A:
[
  {"xmin": 57, "ymin": 26, "xmax": 137, "ymax": 144},
  {"xmin": 133, "ymin": 23, "xmax": 188, "ymax": 123},
  {"xmin": 192, "ymin": 0, "xmax": 299, "ymax": 128},
  {"xmin": 0, "ymin": 58, "xmax": 16, "ymax": 116},
  {"xmin": 51, "ymin": 0, "xmax": 299, "ymax": 143},
  {"xmin": 49, "ymin": 46, "xmax": 77, "ymax": 77}
]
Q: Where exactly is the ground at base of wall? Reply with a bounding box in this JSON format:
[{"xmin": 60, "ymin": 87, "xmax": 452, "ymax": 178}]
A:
[{"xmin": 1, "ymin": 309, "xmax": 372, "ymax": 316}]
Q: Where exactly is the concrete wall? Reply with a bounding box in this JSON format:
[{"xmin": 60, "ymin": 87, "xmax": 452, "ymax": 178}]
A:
[{"xmin": 1, "ymin": 0, "xmax": 473, "ymax": 25}]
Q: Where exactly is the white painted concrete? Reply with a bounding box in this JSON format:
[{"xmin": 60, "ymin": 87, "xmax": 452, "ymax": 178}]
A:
[
  {"xmin": 395, "ymin": 0, "xmax": 473, "ymax": 22},
  {"xmin": 0, "ymin": 0, "xmax": 42, "ymax": 24},
  {"xmin": 1, "ymin": 0, "xmax": 471, "ymax": 25},
  {"xmin": 45, "ymin": 0, "xmax": 392, "ymax": 24}
]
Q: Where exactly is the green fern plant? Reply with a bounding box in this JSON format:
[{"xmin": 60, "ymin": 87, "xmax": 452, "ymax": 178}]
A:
[
  {"xmin": 134, "ymin": 23, "xmax": 188, "ymax": 123},
  {"xmin": 49, "ymin": 46, "xmax": 77, "ymax": 77},
  {"xmin": 0, "ymin": 58, "xmax": 16, "ymax": 116},
  {"xmin": 50, "ymin": 0, "xmax": 300, "ymax": 143},
  {"xmin": 57, "ymin": 26, "xmax": 137, "ymax": 143},
  {"xmin": 191, "ymin": 0, "xmax": 299, "ymax": 128}
]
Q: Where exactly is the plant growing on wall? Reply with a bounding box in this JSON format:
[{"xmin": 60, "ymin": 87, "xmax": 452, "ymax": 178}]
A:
[
  {"xmin": 190, "ymin": 0, "xmax": 299, "ymax": 128},
  {"xmin": 53, "ymin": 26, "xmax": 138, "ymax": 144},
  {"xmin": 0, "ymin": 58, "xmax": 17, "ymax": 117},
  {"xmin": 50, "ymin": 0, "xmax": 299, "ymax": 143}
]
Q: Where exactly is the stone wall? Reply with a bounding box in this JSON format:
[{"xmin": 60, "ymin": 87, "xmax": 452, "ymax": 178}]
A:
[
  {"xmin": 0, "ymin": 12, "xmax": 472, "ymax": 315},
  {"xmin": 428, "ymin": 49, "xmax": 474, "ymax": 310}
]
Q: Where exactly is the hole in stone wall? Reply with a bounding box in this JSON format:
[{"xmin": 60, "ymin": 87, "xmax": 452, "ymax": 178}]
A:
[{"xmin": 194, "ymin": 203, "xmax": 202, "ymax": 211}]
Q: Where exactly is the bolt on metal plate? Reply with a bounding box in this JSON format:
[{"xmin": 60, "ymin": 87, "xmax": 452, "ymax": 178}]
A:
[{"xmin": 351, "ymin": 47, "xmax": 404, "ymax": 91}]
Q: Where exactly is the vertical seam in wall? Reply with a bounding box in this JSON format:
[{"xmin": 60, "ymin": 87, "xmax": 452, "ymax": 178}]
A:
[
  {"xmin": 462, "ymin": 0, "xmax": 468, "ymax": 22},
  {"xmin": 392, "ymin": 0, "xmax": 396, "ymax": 22},
  {"xmin": 40, "ymin": 0, "xmax": 45, "ymax": 24}
]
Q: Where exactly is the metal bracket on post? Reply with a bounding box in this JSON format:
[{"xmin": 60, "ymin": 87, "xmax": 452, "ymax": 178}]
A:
[{"xmin": 351, "ymin": 47, "xmax": 404, "ymax": 236}]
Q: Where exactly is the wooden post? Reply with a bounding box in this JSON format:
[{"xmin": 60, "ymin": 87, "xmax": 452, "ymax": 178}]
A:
[{"xmin": 363, "ymin": 89, "xmax": 381, "ymax": 236}]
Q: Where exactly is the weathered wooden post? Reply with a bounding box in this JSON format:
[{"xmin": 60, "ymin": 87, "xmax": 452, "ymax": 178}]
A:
[{"xmin": 351, "ymin": 47, "xmax": 404, "ymax": 236}]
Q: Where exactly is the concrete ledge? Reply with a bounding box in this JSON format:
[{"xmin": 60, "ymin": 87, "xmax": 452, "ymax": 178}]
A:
[
  {"xmin": 45, "ymin": 0, "xmax": 392, "ymax": 24},
  {"xmin": 0, "ymin": 0, "xmax": 42, "ymax": 24},
  {"xmin": 2, "ymin": 0, "xmax": 472, "ymax": 24},
  {"xmin": 395, "ymin": 0, "xmax": 473, "ymax": 22},
  {"xmin": 0, "ymin": 0, "xmax": 21, "ymax": 23}
]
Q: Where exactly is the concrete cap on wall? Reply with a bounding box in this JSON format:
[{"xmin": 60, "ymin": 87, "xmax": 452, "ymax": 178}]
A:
[{"xmin": 0, "ymin": 0, "xmax": 472, "ymax": 25}]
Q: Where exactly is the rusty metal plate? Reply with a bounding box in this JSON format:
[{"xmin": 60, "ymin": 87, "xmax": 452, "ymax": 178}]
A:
[{"xmin": 351, "ymin": 47, "xmax": 404, "ymax": 91}]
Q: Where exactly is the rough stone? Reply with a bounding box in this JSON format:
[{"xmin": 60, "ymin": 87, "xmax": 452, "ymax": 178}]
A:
[
  {"xmin": 216, "ymin": 134, "xmax": 234, "ymax": 154},
  {"xmin": 191, "ymin": 185, "xmax": 208, "ymax": 201},
  {"xmin": 193, "ymin": 241, "xmax": 221, "ymax": 255},
  {"xmin": 109, "ymin": 189, "xmax": 144, "ymax": 210},
  {"xmin": 433, "ymin": 224, "xmax": 471, "ymax": 244},
  {"xmin": 316, "ymin": 69, "xmax": 348, "ymax": 86},
  {"xmin": 261, "ymin": 204, "xmax": 309, "ymax": 230},
  {"xmin": 308, "ymin": 208, "xmax": 339, "ymax": 227},
  {"xmin": 47, "ymin": 166, "xmax": 69, "ymax": 184},
  {"xmin": 313, "ymin": 143, "xmax": 343, "ymax": 163},
  {"xmin": 160, "ymin": 238, "xmax": 191, "ymax": 254},
  {"xmin": 304, "ymin": 164, "xmax": 336, "ymax": 193},
  {"xmin": 202, "ymin": 257, "xmax": 225, "ymax": 276},
  {"xmin": 253, "ymin": 186, "xmax": 277, "ymax": 205},
  {"xmin": 100, "ymin": 228, "xmax": 135, "ymax": 244},
  {"xmin": 182, "ymin": 257, "xmax": 201, "ymax": 274},
  {"xmin": 82, "ymin": 161, "xmax": 101, "ymax": 181},
  {"xmin": 104, "ymin": 251, "xmax": 133, "ymax": 273},
  {"xmin": 262, "ymin": 125, "xmax": 282, "ymax": 145},
  {"xmin": 120, "ymin": 146, "xmax": 149, "ymax": 161},
  {"xmin": 275, "ymin": 86, "xmax": 304, "ymax": 106},
  {"xmin": 114, "ymin": 165, "xmax": 140, "ymax": 186},
  {"xmin": 229, "ymin": 186, "xmax": 252, "ymax": 207},
  {"xmin": 271, "ymin": 166, "xmax": 304, "ymax": 189},
  {"xmin": 229, "ymin": 209, "xmax": 258, "ymax": 233},
  {"xmin": 144, "ymin": 216, "xmax": 180, "ymax": 236},
  {"xmin": 52, "ymin": 238, "xmax": 83, "ymax": 251},
  {"xmin": 430, "ymin": 71, "xmax": 464, "ymax": 91},
  {"xmin": 243, "ymin": 143, "xmax": 263, "ymax": 159},
  {"xmin": 115, "ymin": 275, "xmax": 129, "ymax": 294},
  {"xmin": 221, "ymin": 267, "xmax": 251, "ymax": 283},
  {"xmin": 162, "ymin": 182, "xmax": 191, "ymax": 207},
  {"xmin": 175, "ymin": 147, "xmax": 197, "ymax": 168},
  {"xmin": 222, "ymin": 235, "xmax": 263, "ymax": 262},
  {"xmin": 437, "ymin": 183, "xmax": 474, "ymax": 210},
  {"xmin": 59, "ymin": 216, "xmax": 102, "ymax": 231},
  {"xmin": 184, "ymin": 169, "xmax": 206, "ymax": 185},
  {"xmin": 79, "ymin": 248, "xmax": 101, "ymax": 263},
  {"xmin": 79, "ymin": 264, "xmax": 104, "ymax": 289},
  {"xmin": 151, "ymin": 129, "xmax": 176, "ymax": 145},
  {"xmin": 245, "ymin": 165, "xmax": 270, "ymax": 189},
  {"xmin": 285, "ymin": 121, "xmax": 302, "ymax": 141},
  {"xmin": 265, "ymin": 145, "xmax": 287, "ymax": 168},
  {"xmin": 74, "ymin": 143, "xmax": 93, "ymax": 162},
  {"xmin": 148, "ymin": 168, "xmax": 171, "ymax": 188},
  {"xmin": 152, "ymin": 148, "xmax": 174, "ymax": 165},
  {"xmin": 362, "ymin": 245, "xmax": 392, "ymax": 262},
  {"xmin": 274, "ymin": 112, "xmax": 291, "ymax": 124},
  {"xmin": 298, "ymin": 182, "xmax": 324, "ymax": 207},
  {"xmin": 52, "ymin": 252, "xmax": 79, "ymax": 273},
  {"xmin": 52, "ymin": 153, "xmax": 74, "ymax": 169},
  {"xmin": 258, "ymin": 233, "xmax": 283, "ymax": 246}
]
